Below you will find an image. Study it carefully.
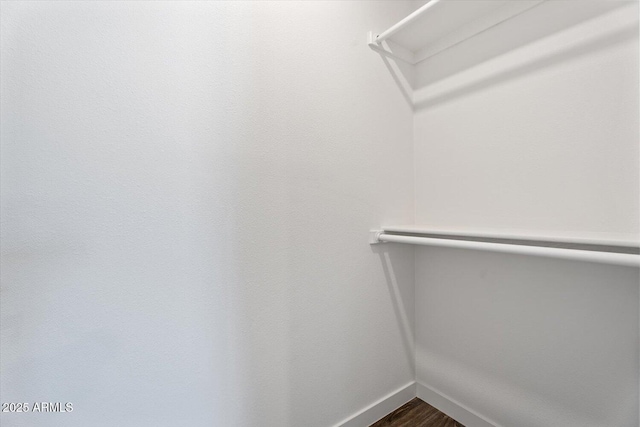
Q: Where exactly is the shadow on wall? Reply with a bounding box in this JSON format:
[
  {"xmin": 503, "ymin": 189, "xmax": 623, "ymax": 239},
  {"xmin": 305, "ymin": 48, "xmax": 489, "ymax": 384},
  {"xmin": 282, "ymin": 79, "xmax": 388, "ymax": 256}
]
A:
[
  {"xmin": 378, "ymin": 51, "xmax": 414, "ymax": 108},
  {"xmin": 371, "ymin": 244, "xmax": 415, "ymax": 372},
  {"xmin": 413, "ymin": 23, "xmax": 637, "ymax": 111}
]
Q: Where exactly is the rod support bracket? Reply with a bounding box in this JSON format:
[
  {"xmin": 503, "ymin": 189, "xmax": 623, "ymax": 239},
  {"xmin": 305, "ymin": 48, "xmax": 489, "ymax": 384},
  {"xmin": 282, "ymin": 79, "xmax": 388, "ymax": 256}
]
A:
[
  {"xmin": 369, "ymin": 230, "xmax": 384, "ymax": 245},
  {"xmin": 367, "ymin": 31, "xmax": 379, "ymax": 46}
]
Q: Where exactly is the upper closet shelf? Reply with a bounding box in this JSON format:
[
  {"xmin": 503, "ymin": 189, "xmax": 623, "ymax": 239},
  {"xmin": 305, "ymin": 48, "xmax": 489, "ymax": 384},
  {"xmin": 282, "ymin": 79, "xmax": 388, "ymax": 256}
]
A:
[{"xmin": 368, "ymin": 0, "xmax": 544, "ymax": 65}]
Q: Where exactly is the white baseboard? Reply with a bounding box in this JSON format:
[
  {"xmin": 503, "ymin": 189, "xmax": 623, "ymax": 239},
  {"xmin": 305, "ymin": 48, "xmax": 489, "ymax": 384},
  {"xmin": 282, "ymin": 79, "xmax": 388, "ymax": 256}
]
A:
[
  {"xmin": 334, "ymin": 380, "xmax": 498, "ymax": 427},
  {"xmin": 416, "ymin": 382, "xmax": 499, "ymax": 427},
  {"xmin": 335, "ymin": 381, "xmax": 416, "ymax": 427}
]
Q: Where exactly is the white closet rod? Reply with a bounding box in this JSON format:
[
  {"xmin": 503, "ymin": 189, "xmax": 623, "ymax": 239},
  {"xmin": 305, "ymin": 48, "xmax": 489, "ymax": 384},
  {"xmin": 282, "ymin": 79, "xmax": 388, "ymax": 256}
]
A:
[
  {"xmin": 381, "ymin": 226, "xmax": 639, "ymax": 248},
  {"xmin": 373, "ymin": 0, "xmax": 443, "ymax": 45},
  {"xmin": 370, "ymin": 232, "xmax": 640, "ymax": 267}
]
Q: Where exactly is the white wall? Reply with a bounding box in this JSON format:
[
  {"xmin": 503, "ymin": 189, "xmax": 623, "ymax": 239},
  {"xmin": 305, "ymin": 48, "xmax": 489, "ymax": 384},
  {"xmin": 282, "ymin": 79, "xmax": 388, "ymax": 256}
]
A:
[
  {"xmin": 0, "ymin": 2, "xmax": 416, "ymax": 426},
  {"xmin": 414, "ymin": 1, "xmax": 639, "ymax": 240},
  {"xmin": 413, "ymin": 2, "xmax": 639, "ymax": 426}
]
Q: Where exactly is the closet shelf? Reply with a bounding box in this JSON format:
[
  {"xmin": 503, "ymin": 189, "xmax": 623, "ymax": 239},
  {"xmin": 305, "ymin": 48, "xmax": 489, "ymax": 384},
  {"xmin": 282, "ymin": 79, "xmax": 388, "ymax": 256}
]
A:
[
  {"xmin": 368, "ymin": 0, "xmax": 544, "ymax": 65},
  {"xmin": 369, "ymin": 227, "xmax": 640, "ymax": 267}
]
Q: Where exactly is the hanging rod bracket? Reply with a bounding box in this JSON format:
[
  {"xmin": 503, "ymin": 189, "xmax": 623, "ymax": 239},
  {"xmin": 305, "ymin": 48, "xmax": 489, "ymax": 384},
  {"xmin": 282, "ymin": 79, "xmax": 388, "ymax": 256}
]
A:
[
  {"xmin": 367, "ymin": 31, "xmax": 415, "ymax": 64},
  {"xmin": 369, "ymin": 229, "xmax": 384, "ymax": 245},
  {"xmin": 367, "ymin": 31, "xmax": 378, "ymax": 45}
]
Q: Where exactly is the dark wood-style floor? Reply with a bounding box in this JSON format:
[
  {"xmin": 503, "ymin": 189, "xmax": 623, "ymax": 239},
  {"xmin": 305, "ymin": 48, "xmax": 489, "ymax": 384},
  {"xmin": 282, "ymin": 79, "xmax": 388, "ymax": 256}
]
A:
[{"xmin": 370, "ymin": 398, "xmax": 465, "ymax": 427}]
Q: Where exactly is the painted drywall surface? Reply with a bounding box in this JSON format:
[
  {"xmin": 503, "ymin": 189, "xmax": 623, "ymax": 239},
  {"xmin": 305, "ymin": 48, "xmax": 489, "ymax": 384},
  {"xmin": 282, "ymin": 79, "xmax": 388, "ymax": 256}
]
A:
[
  {"xmin": 415, "ymin": 249, "xmax": 639, "ymax": 427},
  {"xmin": 413, "ymin": 2, "xmax": 639, "ymax": 427},
  {"xmin": 414, "ymin": 1, "xmax": 639, "ymax": 240},
  {"xmin": 0, "ymin": 2, "xmax": 415, "ymax": 426}
]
